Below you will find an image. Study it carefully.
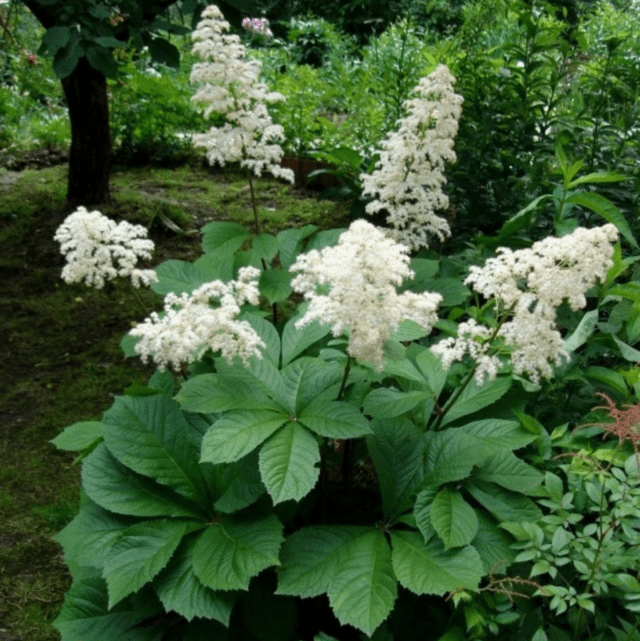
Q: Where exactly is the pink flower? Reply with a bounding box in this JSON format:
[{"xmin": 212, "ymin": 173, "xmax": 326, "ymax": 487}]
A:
[
  {"xmin": 25, "ymin": 53, "xmax": 37, "ymax": 66},
  {"xmin": 241, "ymin": 16, "xmax": 272, "ymax": 36}
]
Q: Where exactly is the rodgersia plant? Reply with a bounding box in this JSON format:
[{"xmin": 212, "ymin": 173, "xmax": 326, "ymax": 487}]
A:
[{"xmin": 361, "ymin": 64, "xmax": 464, "ymax": 253}]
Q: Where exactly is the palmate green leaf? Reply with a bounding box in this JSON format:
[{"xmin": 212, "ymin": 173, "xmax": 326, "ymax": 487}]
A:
[
  {"xmin": 201, "ymin": 221, "xmax": 249, "ymax": 256},
  {"xmin": 200, "ymin": 410, "xmax": 287, "ymax": 464},
  {"xmin": 326, "ymin": 530, "xmax": 398, "ymax": 636},
  {"xmin": 414, "ymin": 347, "xmax": 447, "ymax": 397},
  {"xmin": 82, "ymin": 443, "xmax": 203, "ymax": 519},
  {"xmin": 51, "ymin": 421, "xmax": 103, "ymax": 451},
  {"xmin": 281, "ymin": 314, "xmax": 333, "ymax": 368},
  {"xmin": 214, "ymin": 450, "xmax": 265, "ymax": 514},
  {"xmin": 259, "ymin": 422, "xmax": 320, "ymax": 504},
  {"xmin": 192, "ymin": 514, "xmax": 283, "ymax": 591},
  {"xmin": 297, "ymin": 399, "xmax": 372, "ymax": 439},
  {"xmin": 55, "ymin": 500, "xmax": 138, "ymax": 569},
  {"xmin": 414, "ymin": 487, "xmax": 438, "ymax": 544},
  {"xmin": 53, "ymin": 573, "xmax": 161, "ymax": 641},
  {"xmin": 175, "ymin": 373, "xmax": 280, "ymax": 414},
  {"xmin": 103, "ymin": 520, "xmax": 197, "ymax": 608},
  {"xmin": 276, "ymin": 525, "xmax": 369, "ymax": 597},
  {"xmin": 471, "ymin": 511, "xmax": 516, "ymax": 575},
  {"xmin": 441, "ymin": 377, "xmax": 512, "ymax": 427},
  {"xmin": 472, "ymin": 451, "xmax": 543, "ymax": 494},
  {"xmin": 279, "ymin": 357, "xmax": 343, "ymax": 415},
  {"xmin": 259, "ymin": 268, "xmax": 292, "ymax": 305},
  {"xmin": 367, "ymin": 417, "xmax": 424, "ymax": 520},
  {"xmin": 276, "ymin": 226, "xmax": 318, "ymax": 270},
  {"xmin": 421, "ymin": 430, "xmax": 488, "ymax": 488},
  {"xmin": 431, "ymin": 488, "xmax": 478, "ymax": 550},
  {"xmin": 464, "ymin": 479, "xmax": 542, "ymax": 523},
  {"xmin": 151, "ymin": 255, "xmax": 232, "ymax": 296},
  {"xmin": 390, "ymin": 531, "xmax": 483, "ymax": 595},
  {"xmin": 238, "ymin": 312, "xmax": 281, "ymax": 368},
  {"xmin": 363, "ymin": 387, "xmax": 429, "ymax": 418},
  {"xmin": 153, "ymin": 537, "xmax": 237, "ymax": 625},
  {"xmin": 103, "ymin": 395, "xmax": 207, "ymax": 504},
  {"xmin": 458, "ymin": 419, "xmax": 537, "ymax": 455}
]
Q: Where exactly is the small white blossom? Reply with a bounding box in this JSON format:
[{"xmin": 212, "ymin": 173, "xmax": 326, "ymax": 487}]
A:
[
  {"xmin": 130, "ymin": 267, "xmax": 266, "ymax": 371},
  {"xmin": 242, "ymin": 17, "xmax": 273, "ymax": 36},
  {"xmin": 54, "ymin": 206, "xmax": 158, "ymax": 289},
  {"xmin": 290, "ymin": 219, "xmax": 442, "ymax": 372},
  {"xmin": 361, "ymin": 65, "xmax": 464, "ymax": 252},
  {"xmin": 189, "ymin": 5, "xmax": 294, "ymax": 183}
]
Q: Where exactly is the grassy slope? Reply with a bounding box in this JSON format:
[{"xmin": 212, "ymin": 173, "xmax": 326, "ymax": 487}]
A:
[{"xmin": 0, "ymin": 154, "xmax": 350, "ymax": 640}]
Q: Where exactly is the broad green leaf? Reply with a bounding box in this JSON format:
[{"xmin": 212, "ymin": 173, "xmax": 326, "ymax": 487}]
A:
[
  {"xmin": 240, "ymin": 312, "xmax": 281, "ymax": 367},
  {"xmin": 390, "ymin": 531, "xmax": 483, "ymax": 594},
  {"xmin": 327, "ymin": 530, "xmax": 397, "ymax": 636},
  {"xmin": 498, "ymin": 194, "xmax": 553, "ymax": 238},
  {"xmin": 242, "ymin": 347, "xmax": 291, "ymax": 407},
  {"xmin": 612, "ymin": 335, "xmax": 640, "ymax": 362},
  {"xmin": 389, "ymin": 318, "xmax": 433, "ymax": 343},
  {"xmin": 42, "ymin": 25, "xmax": 70, "ymax": 55},
  {"xmin": 51, "ymin": 421, "xmax": 103, "ymax": 451},
  {"xmin": 259, "ymin": 268, "xmax": 292, "ymax": 305},
  {"xmin": 422, "ymin": 430, "xmax": 488, "ymax": 488},
  {"xmin": 414, "ymin": 487, "xmax": 438, "ymax": 544},
  {"xmin": 565, "ymin": 192, "xmax": 637, "ymax": 248},
  {"xmin": 297, "ymin": 399, "xmax": 372, "ymax": 438},
  {"xmin": 584, "ymin": 366, "xmax": 628, "ymax": 395},
  {"xmin": 259, "ymin": 422, "xmax": 320, "ymax": 504},
  {"xmin": 280, "ymin": 357, "xmax": 343, "ymax": 415},
  {"xmin": 464, "ymin": 479, "xmax": 542, "ymax": 523},
  {"xmin": 200, "ymin": 410, "xmax": 287, "ymax": 464},
  {"xmin": 53, "ymin": 574, "xmax": 160, "ymax": 640},
  {"xmin": 55, "ymin": 500, "xmax": 138, "ymax": 569},
  {"xmin": 363, "ymin": 388, "xmax": 428, "ymax": 418},
  {"xmin": 281, "ymin": 314, "xmax": 332, "ymax": 368},
  {"xmin": 103, "ymin": 395, "xmax": 207, "ymax": 503},
  {"xmin": 276, "ymin": 526, "xmax": 368, "ymax": 597},
  {"xmin": 471, "ymin": 511, "xmax": 515, "ymax": 575},
  {"xmin": 472, "ymin": 451, "xmax": 543, "ymax": 494},
  {"xmin": 250, "ymin": 232, "xmax": 279, "ymax": 265},
  {"xmin": 441, "ymin": 377, "xmax": 512, "ymax": 426},
  {"xmin": 606, "ymin": 282, "xmax": 640, "ymax": 305},
  {"xmin": 564, "ymin": 310, "xmax": 599, "ymax": 352},
  {"xmin": 192, "ymin": 514, "xmax": 283, "ymax": 591},
  {"xmin": 175, "ymin": 373, "xmax": 280, "ymax": 414},
  {"xmin": 82, "ymin": 443, "xmax": 202, "ymax": 519},
  {"xmin": 414, "ymin": 347, "xmax": 447, "ymax": 397},
  {"xmin": 85, "ymin": 44, "xmax": 118, "ymax": 78},
  {"xmin": 431, "ymin": 488, "xmax": 478, "ymax": 549},
  {"xmin": 276, "ymin": 226, "xmax": 317, "ymax": 270},
  {"xmin": 53, "ymin": 33, "xmax": 82, "ymax": 79},
  {"xmin": 421, "ymin": 278, "xmax": 470, "ymax": 306},
  {"xmin": 458, "ymin": 419, "xmax": 537, "ymax": 454},
  {"xmin": 103, "ymin": 520, "xmax": 192, "ymax": 608},
  {"xmin": 201, "ymin": 222, "xmax": 249, "ymax": 256},
  {"xmin": 214, "ymin": 450, "xmax": 265, "ymax": 514},
  {"xmin": 366, "ymin": 417, "xmax": 424, "ymax": 520},
  {"xmin": 151, "ymin": 256, "xmax": 231, "ymax": 296},
  {"xmin": 153, "ymin": 538, "xmax": 236, "ymax": 624},
  {"xmin": 380, "ymin": 357, "xmax": 427, "ymax": 384}
]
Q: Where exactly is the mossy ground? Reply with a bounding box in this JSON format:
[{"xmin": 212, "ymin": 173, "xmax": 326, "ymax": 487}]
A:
[{"xmin": 0, "ymin": 146, "xmax": 351, "ymax": 640}]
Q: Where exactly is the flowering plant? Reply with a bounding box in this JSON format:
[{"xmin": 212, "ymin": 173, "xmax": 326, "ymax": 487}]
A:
[{"xmin": 49, "ymin": 8, "xmax": 640, "ymax": 639}]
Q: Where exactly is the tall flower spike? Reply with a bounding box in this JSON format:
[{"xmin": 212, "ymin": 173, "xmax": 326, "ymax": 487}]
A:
[
  {"xmin": 361, "ymin": 65, "xmax": 463, "ymax": 252},
  {"xmin": 54, "ymin": 206, "xmax": 158, "ymax": 289},
  {"xmin": 189, "ymin": 5, "xmax": 293, "ymax": 183},
  {"xmin": 290, "ymin": 219, "xmax": 442, "ymax": 372}
]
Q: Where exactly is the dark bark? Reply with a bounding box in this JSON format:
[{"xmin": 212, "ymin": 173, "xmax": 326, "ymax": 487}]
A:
[{"xmin": 61, "ymin": 56, "xmax": 112, "ymax": 209}]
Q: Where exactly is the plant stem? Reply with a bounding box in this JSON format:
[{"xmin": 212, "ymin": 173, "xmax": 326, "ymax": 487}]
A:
[
  {"xmin": 246, "ymin": 167, "xmax": 260, "ymax": 235},
  {"xmin": 335, "ymin": 354, "xmax": 352, "ymax": 402},
  {"xmin": 128, "ymin": 281, "xmax": 150, "ymax": 314}
]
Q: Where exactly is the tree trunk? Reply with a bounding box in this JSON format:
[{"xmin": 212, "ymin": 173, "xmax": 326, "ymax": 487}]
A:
[{"xmin": 61, "ymin": 56, "xmax": 112, "ymax": 210}]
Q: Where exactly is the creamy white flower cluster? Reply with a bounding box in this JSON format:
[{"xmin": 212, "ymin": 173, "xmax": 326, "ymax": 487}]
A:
[
  {"xmin": 54, "ymin": 206, "xmax": 158, "ymax": 289},
  {"xmin": 189, "ymin": 5, "xmax": 294, "ymax": 183},
  {"xmin": 130, "ymin": 267, "xmax": 266, "ymax": 371},
  {"xmin": 361, "ymin": 65, "xmax": 464, "ymax": 252},
  {"xmin": 290, "ymin": 219, "xmax": 442, "ymax": 372},
  {"xmin": 431, "ymin": 224, "xmax": 619, "ymax": 384}
]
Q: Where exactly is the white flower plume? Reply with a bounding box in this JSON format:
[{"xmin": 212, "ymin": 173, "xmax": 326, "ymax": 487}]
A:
[
  {"xmin": 361, "ymin": 64, "xmax": 464, "ymax": 252},
  {"xmin": 189, "ymin": 4, "xmax": 294, "ymax": 183},
  {"xmin": 431, "ymin": 224, "xmax": 620, "ymax": 384},
  {"xmin": 290, "ymin": 219, "xmax": 442, "ymax": 372},
  {"xmin": 130, "ymin": 267, "xmax": 266, "ymax": 371},
  {"xmin": 54, "ymin": 206, "xmax": 157, "ymax": 289}
]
